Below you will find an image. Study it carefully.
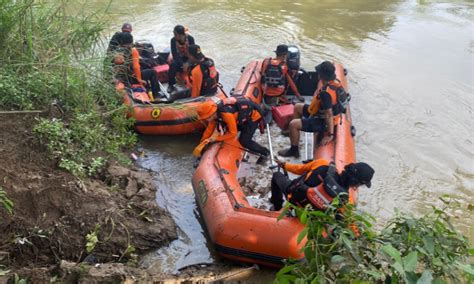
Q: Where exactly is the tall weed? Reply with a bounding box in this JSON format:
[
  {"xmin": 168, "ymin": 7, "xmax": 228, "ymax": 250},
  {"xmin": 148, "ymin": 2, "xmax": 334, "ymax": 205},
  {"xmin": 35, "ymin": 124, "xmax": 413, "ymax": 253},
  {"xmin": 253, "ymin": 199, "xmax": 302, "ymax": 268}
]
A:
[{"xmin": 0, "ymin": 0, "xmax": 136, "ymax": 176}]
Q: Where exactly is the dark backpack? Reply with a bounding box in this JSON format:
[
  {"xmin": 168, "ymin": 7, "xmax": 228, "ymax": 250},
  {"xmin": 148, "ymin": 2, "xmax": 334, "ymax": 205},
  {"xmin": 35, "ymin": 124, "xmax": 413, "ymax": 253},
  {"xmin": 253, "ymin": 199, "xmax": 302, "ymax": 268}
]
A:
[
  {"xmin": 263, "ymin": 58, "xmax": 286, "ymax": 87},
  {"xmin": 199, "ymin": 58, "xmax": 219, "ymax": 95},
  {"xmin": 325, "ymin": 81, "xmax": 349, "ymax": 115},
  {"xmin": 218, "ymin": 97, "xmax": 264, "ymax": 125}
]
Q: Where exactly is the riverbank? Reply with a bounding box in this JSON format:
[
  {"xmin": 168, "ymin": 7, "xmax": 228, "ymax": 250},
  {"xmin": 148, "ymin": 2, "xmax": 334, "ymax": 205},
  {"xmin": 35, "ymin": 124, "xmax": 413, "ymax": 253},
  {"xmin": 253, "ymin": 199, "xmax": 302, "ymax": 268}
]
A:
[
  {"xmin": 0, "ymin": 113, "xmax": 278, "ymax": 283},
  {"xmin": 0, "ymin": 113, "xmax": 178, "ymax": 282}
]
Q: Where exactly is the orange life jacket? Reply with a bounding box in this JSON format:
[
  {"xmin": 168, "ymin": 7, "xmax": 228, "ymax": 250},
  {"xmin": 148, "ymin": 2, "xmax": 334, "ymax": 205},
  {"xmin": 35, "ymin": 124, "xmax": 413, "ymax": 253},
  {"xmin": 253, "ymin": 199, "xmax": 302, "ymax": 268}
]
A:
[
  {"xmin": 307, "ymin": 79, "xmax": 347, "ymax": 122},
  {"xmin": 189, "ymin": 57, "xmax": 219, "ymax": 96},
  {"xmin": 306, "ymin": 184, "xmax": 335, "ymax": 211},
  {"xmin": 286, "ymin": 159, "xmax": 346, "ymax": 211}
]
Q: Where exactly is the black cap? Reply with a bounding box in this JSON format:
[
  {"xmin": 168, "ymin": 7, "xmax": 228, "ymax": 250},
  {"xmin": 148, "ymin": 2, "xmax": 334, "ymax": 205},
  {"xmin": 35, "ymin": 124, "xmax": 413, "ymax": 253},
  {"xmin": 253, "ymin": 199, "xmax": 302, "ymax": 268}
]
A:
[
  {"xmin": 188, "ymin": 44, "xmax": 204, "ymax": 59},
  {"xmin": 118, "ymin": 32, "xmax": 133, "ymax": 45},
  {"xmin": 121, "ymin": 23, "xmax": 132, "ymax": 32},
  {"xmin": 315, "ymin": 61, "xmax": 336, "ymax": 81},
  {"xmin": 275, "ymin": 44, "xmax": 288, "ymax": 55},
  {"xmin": 174, "ymin": 25, "xmax": 186, "ymax": 35},
  {"xmin": 349, "ymin": 162, "xmax": 375, "ymax": 188}
]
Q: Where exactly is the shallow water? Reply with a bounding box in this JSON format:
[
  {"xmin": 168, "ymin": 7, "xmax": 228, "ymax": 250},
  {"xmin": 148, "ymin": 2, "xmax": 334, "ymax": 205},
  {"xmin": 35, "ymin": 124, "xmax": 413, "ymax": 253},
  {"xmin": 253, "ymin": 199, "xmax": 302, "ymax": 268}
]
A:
[{"xmin": 95, "ymin": 0, "xmax": 473, "ymax": 274}]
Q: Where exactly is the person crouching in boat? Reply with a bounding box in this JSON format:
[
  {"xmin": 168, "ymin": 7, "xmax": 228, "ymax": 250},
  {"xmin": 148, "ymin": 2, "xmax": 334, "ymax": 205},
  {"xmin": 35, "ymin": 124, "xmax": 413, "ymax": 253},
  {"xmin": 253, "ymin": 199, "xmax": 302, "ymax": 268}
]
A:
[
  {"xmin": 187, "ymin": 44, "xmax": 219, "ymax": 98},
  {"xmin": 270, "ymin": 158, "xmax": 374, "ymax": 211},
  {"xmin": 278, "ymin": 61, "xmax": 348, "ymax": 158},
  {"xmin": 261, "ymin": 44, "xmax": 303, "ymax": 108},
  {"xmin": 112, "ymin": 32, "xmax": 160, "ymax": 99},
  {"xmin": 195, "ymin": 98, "xmax": 270, "ymax": 164}
]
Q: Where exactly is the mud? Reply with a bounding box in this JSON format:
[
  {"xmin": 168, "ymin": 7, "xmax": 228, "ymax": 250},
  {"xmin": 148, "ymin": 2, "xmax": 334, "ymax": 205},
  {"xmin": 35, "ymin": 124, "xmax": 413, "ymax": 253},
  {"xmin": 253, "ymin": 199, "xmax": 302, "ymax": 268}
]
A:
[{"xmin": 0, "ymin": 113, "xmax": 177, "ymax": 282}]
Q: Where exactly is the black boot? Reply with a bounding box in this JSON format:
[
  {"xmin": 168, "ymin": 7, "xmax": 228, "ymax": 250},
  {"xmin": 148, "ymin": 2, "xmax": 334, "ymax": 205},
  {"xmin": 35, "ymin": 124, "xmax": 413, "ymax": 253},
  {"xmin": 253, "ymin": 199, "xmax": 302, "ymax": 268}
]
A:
[
  {"xmin": 278, "ymin": 145, "xmax": 300, "ymax": 158},
  {"xmin": 256, "ymin": 148, "xmax": 270, "ymax": 165}
]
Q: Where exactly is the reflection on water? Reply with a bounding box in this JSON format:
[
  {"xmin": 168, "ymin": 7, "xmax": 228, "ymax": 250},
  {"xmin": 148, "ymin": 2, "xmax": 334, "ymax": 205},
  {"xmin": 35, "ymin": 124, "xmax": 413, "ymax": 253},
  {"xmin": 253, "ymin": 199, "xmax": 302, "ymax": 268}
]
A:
[{"xmin": 96, "ymin": 0, "xmax": 472, "ymax": 271}]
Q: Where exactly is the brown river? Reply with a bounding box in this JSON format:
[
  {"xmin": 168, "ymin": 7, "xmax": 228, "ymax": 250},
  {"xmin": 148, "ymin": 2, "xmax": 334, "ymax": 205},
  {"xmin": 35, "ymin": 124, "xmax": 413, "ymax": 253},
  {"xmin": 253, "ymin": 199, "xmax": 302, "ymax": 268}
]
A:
[{"xmin": 92, "ymin": 0, "xmax": 473, "ymax": 276}]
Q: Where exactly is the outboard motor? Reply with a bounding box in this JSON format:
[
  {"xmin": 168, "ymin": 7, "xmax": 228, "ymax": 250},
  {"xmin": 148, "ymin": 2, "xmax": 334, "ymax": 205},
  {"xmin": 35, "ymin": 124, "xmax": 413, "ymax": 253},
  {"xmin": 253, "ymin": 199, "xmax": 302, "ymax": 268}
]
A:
[
  {"xmin": 157, "ymin": 47, "xmax": 171, "ymax": 65},
  {"xmin": 135, "ymin": 40, "xmax": 158, "ymax": 68},
  {"xmin": 135, "ymin": 40, "xmax": 155, "ymax": 58},
  {"xmin": 287, "ymin": 45, "xmax": 301, "ymax": 72}
]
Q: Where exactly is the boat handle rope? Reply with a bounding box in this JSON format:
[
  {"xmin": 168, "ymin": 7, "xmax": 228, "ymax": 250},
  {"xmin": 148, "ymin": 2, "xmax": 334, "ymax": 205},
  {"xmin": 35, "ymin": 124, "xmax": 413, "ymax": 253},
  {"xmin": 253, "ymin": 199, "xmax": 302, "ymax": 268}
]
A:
[{"xmin": 213, "ymin": 142, "xmax": 245, "ymax": 210}]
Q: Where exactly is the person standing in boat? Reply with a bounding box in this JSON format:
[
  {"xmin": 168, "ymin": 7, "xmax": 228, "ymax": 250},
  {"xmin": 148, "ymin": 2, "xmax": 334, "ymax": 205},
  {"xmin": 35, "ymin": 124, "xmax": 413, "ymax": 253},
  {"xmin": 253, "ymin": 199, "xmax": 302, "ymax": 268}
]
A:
[
  {"xmin": 167, "ymin": 25, "xmax": 196, "ymax": 93},
  {"xmin": 270, "ymin": 158, "xmax": 374, "ymax": 211},
  {"xmin": 278, "ymin": 61, "xmax": 348, "ymax": 158},
  {"xmin": 187, "ymin": 44, "xmax": 219, "ymax": 98},
  {"xmin": 261, "ymin": 44, "xmax": 303, "ymax": 107},
  {"xmin": 195, "ymin": 98, "xmax": 270, "ymax": 164},
  {"xmin": 112, "ymin": 32, "xmax": 160, "ymax": 98}
]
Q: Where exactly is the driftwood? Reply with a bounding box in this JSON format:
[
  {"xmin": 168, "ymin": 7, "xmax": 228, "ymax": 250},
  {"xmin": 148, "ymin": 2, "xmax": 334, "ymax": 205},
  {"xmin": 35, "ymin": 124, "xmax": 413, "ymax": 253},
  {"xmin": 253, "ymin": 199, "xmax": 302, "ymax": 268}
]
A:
[
  {"xmin": 0, "ymin": 110, "xmax": 45, "ymax": 114},
  {"xmin": 0, "ymin": 102, "xmax": 64, "ymax": 118}
]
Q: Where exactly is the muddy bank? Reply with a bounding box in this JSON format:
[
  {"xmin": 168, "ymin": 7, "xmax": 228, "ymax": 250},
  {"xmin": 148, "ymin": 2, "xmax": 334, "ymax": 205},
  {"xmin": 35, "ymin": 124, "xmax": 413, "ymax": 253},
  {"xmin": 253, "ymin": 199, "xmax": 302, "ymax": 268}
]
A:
[{"xmin": 0, "ymin": 113, "xmax": 177, "ymax": 282}]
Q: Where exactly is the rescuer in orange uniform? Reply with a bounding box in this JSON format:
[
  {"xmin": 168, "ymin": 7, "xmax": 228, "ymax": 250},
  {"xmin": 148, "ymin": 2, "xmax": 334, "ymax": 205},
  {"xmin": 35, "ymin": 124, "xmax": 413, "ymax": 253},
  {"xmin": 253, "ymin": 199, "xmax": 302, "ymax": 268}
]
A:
[
  {"xmin": 187, "ymin": 44, "xmax": 219, "ymax": 98},
  {"xmin": 270, "ymin": 158, "xmax": 374, "ymax": 211},
  {"xmin": 279, "ymin": 61, "xmax": 348, "ymax": 158}
]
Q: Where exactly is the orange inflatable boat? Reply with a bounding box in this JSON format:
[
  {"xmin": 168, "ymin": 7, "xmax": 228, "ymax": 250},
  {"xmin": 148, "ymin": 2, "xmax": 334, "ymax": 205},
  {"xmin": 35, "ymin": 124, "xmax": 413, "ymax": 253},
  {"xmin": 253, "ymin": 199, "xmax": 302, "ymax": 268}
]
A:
[
  {"xmin": 118, "ymin": 60, "xmax": 265, "ymax": 135},
  {"xmin": 192, "ymin": 62, "xmax": 358, "ymax": 267},
  {"xmin": 118, "ymin": 84, "xmax": 224, "ymax": 135}
]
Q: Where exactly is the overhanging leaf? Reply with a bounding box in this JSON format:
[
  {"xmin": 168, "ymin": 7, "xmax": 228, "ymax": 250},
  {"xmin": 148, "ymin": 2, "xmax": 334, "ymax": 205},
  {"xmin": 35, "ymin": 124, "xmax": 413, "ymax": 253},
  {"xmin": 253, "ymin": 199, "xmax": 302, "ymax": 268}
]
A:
[
  {"xmin": 299, "ymin": 210, "xmax": 308, "ymax": 225},
  {"xmin": 416, "ymin": 270, "xmax": 433, "ymax": 284},
  {"xmin": 276, "ymin": 264, "xmax": 297, "ymax": 277},
  {"xmin": 468, "ymin": 248, "xmax": 474, "ymax": 256},
  {"xmin": 382, "ymin": 244, "xmax": 402, "ymax": 263},
  {"xmin": 403, "ymin": 251, "xmax": 418, "ymax": 272},
  {"xmin": 277, "ymin": 203, "xmax": 290, "ymax": 221},
  {"xmin": 366, "ymin": 270, "xmax": 382, "ymax": 280},
  {"xmin": 297, "ymin": 228, "xmax": 308, "ymax": 244},
  {"xmin": 392, "ymin": 262, "xmax": 405, "ymax": 279},
  {"xmin": 457, "ymin": 262, "xmax": 474, "ymax": 276},
  {"xmin": 331, "ymin": 255, "xmax": 345, "ymax": 264},
  {"xmin": 340, "ymin": 234, "xmax": 353, "ymax": 250}
]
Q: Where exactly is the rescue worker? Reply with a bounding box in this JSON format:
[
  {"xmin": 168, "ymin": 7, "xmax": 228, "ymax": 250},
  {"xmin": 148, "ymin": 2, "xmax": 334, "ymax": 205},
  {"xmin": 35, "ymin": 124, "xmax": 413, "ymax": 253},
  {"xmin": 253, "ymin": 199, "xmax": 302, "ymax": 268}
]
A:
[
  {"xmin": 112, "ymin": 32, "xmax": 160, "ymax": 98},
  {"xmin": 278, "ymin": 61, "xmax": 347, "ymax": 158},
  {"xmin": 187, "ymin": 44, "xmax": 219, "ymax": 98},
  {"xmin": 270, "ymin": 158, "xmax": 374, "ymax": 211},
  {"xmin": 107, "ymin": 23, "xmax": 132, "ymax": 55},
  {"xmin": 196, "ymin": 98, "xmax": 270, "ymax": 163},
  {"xmin": 168, "ymin": 25, "xmax": 196, "ymax": 93},
  {"xmin": 261, "ymin": 44, "xmax": 303, "ymax": 106}
]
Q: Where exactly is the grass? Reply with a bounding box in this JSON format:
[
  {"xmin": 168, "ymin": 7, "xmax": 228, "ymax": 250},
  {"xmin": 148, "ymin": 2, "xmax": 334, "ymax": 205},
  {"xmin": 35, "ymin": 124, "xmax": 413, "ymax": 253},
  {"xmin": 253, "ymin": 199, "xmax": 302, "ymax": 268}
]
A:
[{"xmin": 0, "ymin": 0, "xmax": 136, "ymax": 176}]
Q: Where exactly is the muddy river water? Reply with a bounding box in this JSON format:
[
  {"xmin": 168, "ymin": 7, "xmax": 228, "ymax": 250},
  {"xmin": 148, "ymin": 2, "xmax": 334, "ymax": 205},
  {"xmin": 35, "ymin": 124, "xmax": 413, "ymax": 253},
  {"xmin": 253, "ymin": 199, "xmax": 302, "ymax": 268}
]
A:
[{"xmin": 94, "ymin": 0, "xmax": 473, "ymax": 275}]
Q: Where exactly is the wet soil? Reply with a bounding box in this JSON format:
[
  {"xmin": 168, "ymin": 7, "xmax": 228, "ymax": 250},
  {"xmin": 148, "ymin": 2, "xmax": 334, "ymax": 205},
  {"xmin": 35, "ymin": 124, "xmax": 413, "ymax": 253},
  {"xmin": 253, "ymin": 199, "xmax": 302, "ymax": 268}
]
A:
[{"xmin": 0, "ymin": 113, "xmax": 178, "ymax": 282}]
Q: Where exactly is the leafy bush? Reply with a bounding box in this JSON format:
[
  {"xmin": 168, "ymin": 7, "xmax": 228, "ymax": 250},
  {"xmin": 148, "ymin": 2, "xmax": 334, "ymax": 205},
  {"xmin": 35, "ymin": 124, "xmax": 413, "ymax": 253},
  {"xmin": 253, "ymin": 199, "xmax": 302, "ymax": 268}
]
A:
[
  {"xmin": 275, "ymin": 197, "xmax": 473, "ymax": 283},
  {"xmin": 34, "ymin": 111, "xmax": 135, "ymax": 177},
  {"xmin": 0, "ymin": 0, "xmax": 137, "ymax": 176}
]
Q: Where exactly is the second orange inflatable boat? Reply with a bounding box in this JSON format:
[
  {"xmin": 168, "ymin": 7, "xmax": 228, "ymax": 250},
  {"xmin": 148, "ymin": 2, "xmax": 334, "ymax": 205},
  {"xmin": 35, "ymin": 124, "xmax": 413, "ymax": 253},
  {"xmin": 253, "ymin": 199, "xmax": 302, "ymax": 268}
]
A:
[{"xmin": 192, "ymin": 62, "xmax": 357, "ymax": 267}]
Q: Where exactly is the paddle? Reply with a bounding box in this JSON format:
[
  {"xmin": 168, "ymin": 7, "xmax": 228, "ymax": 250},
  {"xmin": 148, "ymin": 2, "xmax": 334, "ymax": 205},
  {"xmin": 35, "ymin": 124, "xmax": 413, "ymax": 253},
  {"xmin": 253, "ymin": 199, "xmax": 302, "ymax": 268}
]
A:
[{"xmin": 264, "ymin": 109, "xmax": 275, "ymax": 167}]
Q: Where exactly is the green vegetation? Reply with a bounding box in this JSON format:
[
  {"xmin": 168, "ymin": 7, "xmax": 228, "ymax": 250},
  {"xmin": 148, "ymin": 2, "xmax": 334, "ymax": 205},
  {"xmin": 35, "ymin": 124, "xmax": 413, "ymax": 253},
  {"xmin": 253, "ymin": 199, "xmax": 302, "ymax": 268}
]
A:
[
  {"xmin": 275, "ymin": 197, "xmax": 474, "ymax": 283},
  {"xmin": 0, "ymin": 187, "xmax": 14, "ymax": 215},
  {"xmin": 0, "ymin": 0, "xmax": 136, "ymax": 176}
]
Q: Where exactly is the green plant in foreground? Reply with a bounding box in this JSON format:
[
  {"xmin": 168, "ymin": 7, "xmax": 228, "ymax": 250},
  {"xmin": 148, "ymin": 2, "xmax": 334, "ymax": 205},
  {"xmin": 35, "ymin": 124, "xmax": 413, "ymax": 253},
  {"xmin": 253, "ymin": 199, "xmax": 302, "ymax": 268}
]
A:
[
  {"xmin": 275, "ymin": 196, "xmax": 473, "ymax": 283},
  {"xmin": 0, "ymin": 187, "xmax": 14, "ymax": 215}
]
